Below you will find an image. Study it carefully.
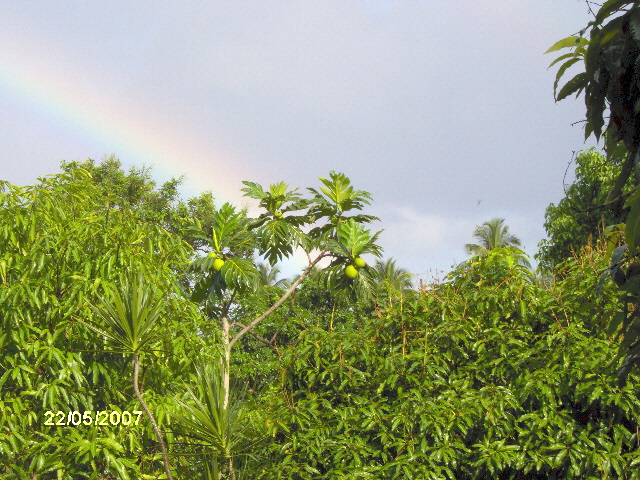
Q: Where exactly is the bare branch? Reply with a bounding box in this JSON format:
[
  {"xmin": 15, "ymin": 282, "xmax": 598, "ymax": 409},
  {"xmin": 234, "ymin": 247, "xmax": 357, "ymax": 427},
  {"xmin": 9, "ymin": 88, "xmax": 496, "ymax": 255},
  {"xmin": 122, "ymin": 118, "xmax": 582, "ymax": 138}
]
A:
[
  {"xmin": 229, "ymin": 251, "xmax": 329, "ymax": 349},
  {"xmin": 585, "ymin": 1, "xmax": 599, "ymax": 18},
  {"xmin": 233, "ymin": 322, "xmax": 273, "ymax": 347},
  {"xmin": 562, "ymin": 151, "xmax": 577, "ymax": 197}
]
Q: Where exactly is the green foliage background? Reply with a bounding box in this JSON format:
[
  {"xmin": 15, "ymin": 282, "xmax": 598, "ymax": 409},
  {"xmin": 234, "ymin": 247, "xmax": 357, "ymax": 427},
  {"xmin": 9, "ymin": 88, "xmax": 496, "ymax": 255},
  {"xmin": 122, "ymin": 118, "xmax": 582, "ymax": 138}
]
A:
[
  {"xmin": 536, "ymin": 148, "xmax": 630, "ymax": 270},
  {"xmin": 6, "ymin": 4, "xmax": 640, "ymax": 478},
  {"xmin": 249, "ymin": 246, "xmax": 640, "ymax": 479},
  {"xmin": 1, "ymin": 157, "xmax": 639, "ymax": 478},
  {"xmin": 0, "ymin": 168, "xmax": 210, "ymax": 478}
]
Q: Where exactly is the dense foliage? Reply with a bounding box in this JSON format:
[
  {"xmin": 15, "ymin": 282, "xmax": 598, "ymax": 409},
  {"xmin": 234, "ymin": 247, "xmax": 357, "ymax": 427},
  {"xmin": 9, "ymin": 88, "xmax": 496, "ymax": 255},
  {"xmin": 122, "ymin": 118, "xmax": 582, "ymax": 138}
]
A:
[
  {"xmin": 250, "ymin": 246, "xmax": 640, "ymax": 479},
  {"xmin": 536, "ymin": 148, "xmax": 632, "ymax": 270},
  {"xmin": 4, "ymin": 3, "xmax": 640, "ymax": 473},
  {"xmin": 548, "ymin": 0, "xmax": 640, "ymax": 381},
  {"xmin": 2, "ymin": 154, "xmax": 640, "ymax": 477},
  {"xmin": 0, "ymin": 168, "xmax": 220, "ymax": 478}
]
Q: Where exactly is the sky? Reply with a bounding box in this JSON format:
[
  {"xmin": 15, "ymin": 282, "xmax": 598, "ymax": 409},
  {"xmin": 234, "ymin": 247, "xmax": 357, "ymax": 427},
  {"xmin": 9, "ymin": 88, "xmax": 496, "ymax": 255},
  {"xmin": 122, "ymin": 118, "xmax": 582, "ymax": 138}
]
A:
[{"xmin": 0, "ymin": 1, "xmax": 599, "ymax": 284}]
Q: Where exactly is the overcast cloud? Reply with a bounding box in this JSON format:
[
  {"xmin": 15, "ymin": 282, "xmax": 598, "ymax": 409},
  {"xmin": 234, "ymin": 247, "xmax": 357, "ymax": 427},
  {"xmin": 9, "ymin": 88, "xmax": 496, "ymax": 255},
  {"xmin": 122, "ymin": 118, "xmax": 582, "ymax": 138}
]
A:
[{"xmin": 0, "ymin": 1, "xmax": 597, "ymax": 282}]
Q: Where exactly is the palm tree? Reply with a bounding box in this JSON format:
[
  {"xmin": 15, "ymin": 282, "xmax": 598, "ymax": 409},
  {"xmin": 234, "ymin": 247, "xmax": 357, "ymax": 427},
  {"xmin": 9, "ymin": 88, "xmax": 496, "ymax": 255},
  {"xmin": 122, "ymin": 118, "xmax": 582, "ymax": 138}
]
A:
[
  {"xmin": 174, "ymin": 361, "xmax": 254, "ymax": 480},
  {"xmin": 256, "ymin": 262, "xmax": 290, "ymax": 288},
  {"xmin": 465, "ymin": 218, "xmax": 522, "ymax": 256},
  {"xmin": 464, "ymin": 218, "xmax": 531, "ymax": 269},
  {"xmin": 78, "ymin": 273, "xmax": 174, "ymax": 480},
  {"xmin": 373, "ymin": 258, "xmax": 414, "ymax": 292}
]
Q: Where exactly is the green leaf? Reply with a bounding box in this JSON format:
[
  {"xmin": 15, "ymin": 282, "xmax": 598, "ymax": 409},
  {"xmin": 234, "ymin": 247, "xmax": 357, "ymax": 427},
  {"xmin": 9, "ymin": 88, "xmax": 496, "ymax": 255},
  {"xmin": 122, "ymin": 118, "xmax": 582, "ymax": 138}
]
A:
[
  {"xmin": 256, "ymin": 219, "xmax": 305, "ymax": 265},
  {"xmin": 554, "ymin": 57, "xmax": 582, "ymax": 99},
  {"xmin": 584, "ymin": 120, "xmax": 595, "ymax": 141},
  {"xmin": 80, "ymin": 273, "xmax": 165, "ymax": 354},
  {"xmin": 556, "ymin": 72, "xmax": 587, "ymax": 101},
  {"xmin": 548, "ymin": 52, "xmax": 580, "ymax": 70},
  {"xmin": 606, "ymin": 149, "xmax": 635, "ymax": 204},
  {"xmin": 596, "ymin": 269, "xmax": 609, "ymax": 297},
  {"xmin": 98, "ymin": 437, "xmax": 125, "ymax": 453},
  {"xmin": 611, "ymin": 244, "xmax": 628, "ymax": 267},
  {"xmin": 337, "ymin": 219, "xmax": 375, "ymax": 257},
  {"xmin": 629, "ymin": 7, "xmax": 640, "ymax": 44},
  {"xmin": 545, "ymin": 36, "xmax": 589, "ymax": 54},
  {"xmin": 616, "ymin": 340, "xmax": 640, "ymax": 385},
  {"xmin": 308, "ymin": 171, "xmax": 373, "ymax": 218},
  {"xmin": 240, "ymin": 181, "xmax": 266, "ymax": 200},
  {"xmin": 585, "ymin": 71, "xmax": 609, "ymax": 141},
  {"xmin": 608, "ymin": 311, "xmax": 626, "ymax": 336},
  {"xmin": 595, "ymin": 0, "xmax": 630, "ymax": 26},
  {"xmin": 221, "ymin": 256, "xmax": 260, "ymax": 291},
  {"xmin": 173, "ymin": 362, "xmax": 253, "ymax": 459}
]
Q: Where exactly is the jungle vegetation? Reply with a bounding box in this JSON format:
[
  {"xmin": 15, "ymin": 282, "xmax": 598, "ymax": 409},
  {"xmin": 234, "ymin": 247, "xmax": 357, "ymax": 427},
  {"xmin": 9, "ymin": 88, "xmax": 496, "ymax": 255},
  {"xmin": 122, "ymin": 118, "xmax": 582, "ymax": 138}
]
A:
[{"xmin": 3, "ymin": 1, "xmax": 640, "ymax": 478}]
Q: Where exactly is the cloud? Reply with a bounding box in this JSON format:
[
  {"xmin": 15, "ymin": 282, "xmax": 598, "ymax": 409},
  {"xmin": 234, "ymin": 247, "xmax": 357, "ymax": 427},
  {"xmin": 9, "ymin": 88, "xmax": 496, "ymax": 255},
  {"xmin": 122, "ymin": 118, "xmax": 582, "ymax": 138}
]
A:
[
  {"xmin": 375, "ymin": 204, "xmax": 474, "ymax": 274},
  {"xmin": 375, "ymin": 203, "xmax": 548, "ymax": 279}
]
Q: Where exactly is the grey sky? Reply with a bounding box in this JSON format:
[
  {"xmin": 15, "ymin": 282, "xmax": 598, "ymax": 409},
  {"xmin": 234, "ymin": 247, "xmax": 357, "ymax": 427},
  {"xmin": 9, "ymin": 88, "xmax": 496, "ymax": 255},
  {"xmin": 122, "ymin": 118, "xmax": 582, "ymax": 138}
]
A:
[{"xmin": 0, "ymin": 1, "xmax": 597, "ymax": 282}]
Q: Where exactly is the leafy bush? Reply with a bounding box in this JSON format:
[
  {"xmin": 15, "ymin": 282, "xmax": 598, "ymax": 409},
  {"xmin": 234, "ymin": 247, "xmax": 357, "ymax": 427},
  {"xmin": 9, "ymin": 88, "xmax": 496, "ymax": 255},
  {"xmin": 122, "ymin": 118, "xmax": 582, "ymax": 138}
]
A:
[
  {"xmin": 0, "ymin": 169, "xmax": 217, "ymax": 478},
  {"xmin": 251, "ymin": 246, "xmax": 640, "ymax": 479}
]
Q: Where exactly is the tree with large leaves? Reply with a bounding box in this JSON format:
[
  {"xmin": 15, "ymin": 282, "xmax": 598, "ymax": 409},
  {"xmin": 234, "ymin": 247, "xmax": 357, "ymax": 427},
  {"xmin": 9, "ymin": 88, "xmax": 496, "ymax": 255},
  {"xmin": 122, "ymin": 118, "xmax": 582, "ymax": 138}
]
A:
[
  {"xmin": 548, "ymin": 0, "xmax": 640, "ymax": 381},
  {"xmin": 185, "ymin": 171, "xmax": 383, "ymax": 477},
  {"xmin": 536, "ymin": 148, "xmax": 633, "ymax": 271}
]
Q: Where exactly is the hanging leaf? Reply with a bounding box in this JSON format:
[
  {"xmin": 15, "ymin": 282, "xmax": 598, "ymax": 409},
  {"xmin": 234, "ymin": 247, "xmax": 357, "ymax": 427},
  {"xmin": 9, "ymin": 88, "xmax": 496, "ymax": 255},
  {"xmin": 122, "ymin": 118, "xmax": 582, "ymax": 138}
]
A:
[
  {"xmin": 584, "ymin": 120, "xmax": 594, "ymax": 141},
  {"xmin": 585, "ymin": 70, "xmax": 609, "ymax": 140},
  {"xmin": 256, "ymin": 220, "xmax": 305, "ymax": 265},
  {"xmin": 606, "ymin": 150, "xmax": 635, "ymax": 204},
  {"xmin": 629, "ymin": 7, "xmax": 640, "ymax": 44},
  {"xmin": 556, "ymin": 73, "xmax": 588, "ymax": 101},
  {"xmin": 612, "ymin": 244, "xmax": 628, "ymax": 267},
  {"xmin": 553, "ymin": 57, "xmax": 582, "ymax": 99},
  {"xmin": 595, "ymin": 0, "xmax": 631, "ymax": 26},
  {"xmin": 608, "ymin": 311, "xmax": 626, "ymax": 336},
  {"xmin": 544, "ymin": 36, "xmax": 588, "ymax": 54},
  {"xmin": 596, "ymin": 269, "xmax": 609, "ymax": 297},
  {"xmin": 548, "ymin": 52, "xmax": 581, "ymax": 70}
]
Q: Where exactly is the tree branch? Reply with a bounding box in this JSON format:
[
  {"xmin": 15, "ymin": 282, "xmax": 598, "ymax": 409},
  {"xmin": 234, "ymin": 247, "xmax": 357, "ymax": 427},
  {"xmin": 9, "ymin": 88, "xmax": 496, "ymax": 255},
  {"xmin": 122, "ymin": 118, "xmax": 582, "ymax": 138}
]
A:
[
  {"xmin": 229, "ymin": 251, "xmax": 329, "ymax": 349},
  {"xmin": 221, "ymin": 290, "xmax": 237, "ymax": 320},
  {"xmin": 233, "ymin": 322, "xmax": 273, "ymax": 347}
]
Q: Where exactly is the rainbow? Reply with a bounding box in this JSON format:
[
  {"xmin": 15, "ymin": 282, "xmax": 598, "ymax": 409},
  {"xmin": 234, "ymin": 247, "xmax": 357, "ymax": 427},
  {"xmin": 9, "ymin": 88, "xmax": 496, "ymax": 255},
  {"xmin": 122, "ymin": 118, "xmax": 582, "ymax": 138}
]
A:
[
  {"xmin": 0, "ymin": 57, "xmax": 312, "ymax": 276},
  {"xmin": 0, "ymin": 47, "xmax": 253, "ymax": 208}
]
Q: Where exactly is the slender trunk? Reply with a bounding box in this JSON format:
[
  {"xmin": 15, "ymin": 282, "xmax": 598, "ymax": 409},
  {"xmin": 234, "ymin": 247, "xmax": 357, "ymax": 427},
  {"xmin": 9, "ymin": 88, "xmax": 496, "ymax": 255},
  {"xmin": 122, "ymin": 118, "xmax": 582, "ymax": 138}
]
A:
[
  {"xmin": 228, "ymin": 456, "xmax": 236, "ymax": 480},
  {"xmin": 133, "ymin": 353, "xmax": 173, "ymax": 480},
  {"xmin": 221, "ymin": 316, "xmax": 235, "ymax": 479},
  {"xmin": 218, "ymin": 255, "xmax": 326, "ymax": 479},
  {"xmin": 222, "ymin": 315, "xmax": 231, "ymax": 411}
]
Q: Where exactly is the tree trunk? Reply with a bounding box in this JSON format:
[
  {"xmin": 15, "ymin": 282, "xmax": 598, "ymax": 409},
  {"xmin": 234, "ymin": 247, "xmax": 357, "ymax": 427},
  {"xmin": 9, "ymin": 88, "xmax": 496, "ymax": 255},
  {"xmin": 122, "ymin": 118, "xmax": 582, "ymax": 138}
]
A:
[
  {"xmin": 219, "ymin": 254, "xmax": 326, "ymax": 479},
  {"xmin": 222, "ymin": 315, "xmax": 231, "ymax": 411},
  {"xmin": 228, "ymin": 456, "xmax": 236, "ymax": 480},
  {"xmin": 220, "ymin": 316, "xmax": 235, "ymax": 478},
  {"xmin": 133, "ymin": 353, "xmax": 173, "ymax": 480}
]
